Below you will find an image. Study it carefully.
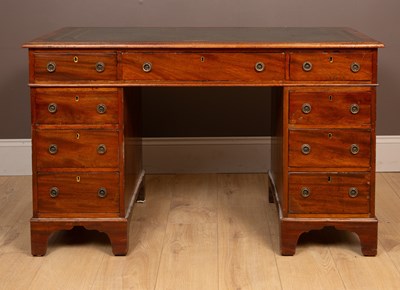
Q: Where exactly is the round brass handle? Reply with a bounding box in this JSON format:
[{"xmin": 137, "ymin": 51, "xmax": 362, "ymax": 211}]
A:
[
  {"xmin": 97, "ymin": 144, "xmax": 107, "ymax": 155},
  {"xmin": 142, "ymin": 62, "xmax": 152, "ymax": 73},
  {"xmin": 302, "ymin": 61, "xmax": 313, "ymax": 72},
  {"xmin": 301, "ymin": 144, "xmax": 311, "ymax": 155},
  {"xmin": 96, "ymin": 104, "xmax": 107, "ymax": 114},
  {"xmin": 48, "ymin": 144, "xmax": 58, "ymax": 155},
  {"xmin": 302, "ymin": 103, "xmax": 312, "ymax": 114},
  {"xmin": 98, "ymin": 187, "xmax": 107, "ymax": 198},
  {"xmin": 49, "ymin": 187, "xmax": 59, "ymax": 198},
  {"xmin": 348, "ymin": 187, "xmax": 359, "ymax": 198},
  {"xmin": 47, "ymin": 62, "xmax": 56, "ymax": 73},
  {"xmin": 255, "ymin": 62, "xmax": 265, "ymax": 72},
  {"xmin": 48, "ymin": 103, "xmax": 57, "ymax": 114},
  {"xmin": 351, "ymin": 62, "xmax": 361, "ymax": 73},
  {"xmin": 301, "ymin": 187, "xmax": 311, "ymax": 198},
  {"xmin": 350, "ymin": 104, "xmax": 360, "ymax": 114},
  {"xmin": 95, "ymin": 62, "xmax": 105, "ymax": 73},
  {"xmin": 350, "ymin": 144, "xmax": 359, "ymax": 155}
]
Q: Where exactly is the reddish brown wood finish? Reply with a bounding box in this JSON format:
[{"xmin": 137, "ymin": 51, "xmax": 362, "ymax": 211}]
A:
[
  {"xmin": 37, "ymin": 172, "xmax": 120, "ymax": 215},
  {"xmin": 33, "ymin": 88, "xmax": 119, "ymax": 125},
  {"xmin": 122, "ymin": 52, "xmax": 285, "ymax": 81},
  {"xmin": 33, "ymin": 51, "xmax": 117, "ymax": 82},
  {"xmin": 34, "ymin": 129, "xmax": 119, "ymax": 169},
  {"xmin": 288, "ymin": 129, "xmax": 371, "ymax": 168},
  {"xmin": 289, "ymin": 91, "xmax": 372, "ymax": 127},
  {"xmin": 288, "ymin": 173, "xmax": 371, "ymax": 214},
  {"xmin": 25, "ymin": 27, "xmax": 382, "ymax": 256},
  {"xmin": 289, "ymin": 51, "xmax": 373, "ymax": 81},
  {"xmin": 31, "ymin": 218, "xmax": 129, "ymax": 256}
]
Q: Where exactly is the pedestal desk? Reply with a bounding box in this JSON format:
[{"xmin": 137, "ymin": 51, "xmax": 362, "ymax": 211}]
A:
[{"xmin": 24, "ymin": 27, "xmax": 383, "ymax": 256}]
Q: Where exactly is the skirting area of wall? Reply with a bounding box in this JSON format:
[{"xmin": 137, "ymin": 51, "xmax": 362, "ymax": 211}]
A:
[{"xmin": 1, "ymin": 136, "xmax": 399, "ymax": 175}]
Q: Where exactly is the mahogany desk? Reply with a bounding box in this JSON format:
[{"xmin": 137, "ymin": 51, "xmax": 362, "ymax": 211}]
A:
[{"xmin": 24, "ymin": 27, "xmax": 384, "ymax": 256}]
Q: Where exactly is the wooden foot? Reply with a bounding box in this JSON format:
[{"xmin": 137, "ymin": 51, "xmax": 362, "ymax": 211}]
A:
[
  {"xmin": 335, "ymin": 220, "xmax": 378, "ymax": 256},
  {"xmin": 30, "ymin": 218, "xmax": 129, "ymax": 256},
  {"xmin": 279, "ymin": 218, "xmax": 378, "ymax": 256}
]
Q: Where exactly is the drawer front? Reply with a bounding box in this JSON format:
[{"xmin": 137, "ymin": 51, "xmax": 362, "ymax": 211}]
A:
[
  {"xmin": 33, "ymin": 52, "xmax": 117, "ymax": 82},
  {"xmin": 37, "ymin": 172, "xmax": 119, "ymax": 214},
  {"xmin": 289, "ymin": 129, "xmax": 371, "ymax": 168},
  {"xmin": 289, "ymin": 91, "xmax": 372, "ymax": 126},
  {"xmin": 122, "ymin": 52, "xmax": 285, "ymax": 81},
  {"xmin": 289, "ymin": 173, "xmax": 370, "ymax": 214},
  {"xmin": 34, "ymin": 88, "xmax": 119, "ymax": 125},
  {"xmin": 289, "ymin": 52, "xmax": 373, "ymax": 81},
  {"xmin": 35, "ymin": 130, "xmax": 119, "ymax": 169}
]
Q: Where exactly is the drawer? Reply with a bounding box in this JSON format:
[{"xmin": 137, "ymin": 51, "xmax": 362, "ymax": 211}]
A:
[
  {"xmin": 288, "ymin": 173, "xmax": 370, "ymax": 214},
  {"xmin": 35, "ymin": 130, "xmax": 119, "ymax": 169},
  {"xmin": 289, "ymin": 129, "xmax": 371, "ymax": 168},
  {"xmin": 33, "ymin": 52, "xmax": 117, "ymax": 82},
  {"xmin": 289, "ymin": 91, "xmax": 372, "ymax": 126},
  {"xmin": 289, "ymin": 51, "xmax": 373, "ymax": 81},
  {"xmin": 37, "ymin": 172, "xmax": 119, "ymax": 214},
  {"xmin": 122, "ymin": 52, "xmax": 285, "ymax": 81},
  {"xmin": 33, "ymin": 88, "xmax": 119, "ymax": 125}
]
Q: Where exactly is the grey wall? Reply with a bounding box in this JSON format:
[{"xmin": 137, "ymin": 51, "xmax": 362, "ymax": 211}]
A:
[{"xmin": 0, "ymin": 0, "xmax": 398, "ymax": 138}]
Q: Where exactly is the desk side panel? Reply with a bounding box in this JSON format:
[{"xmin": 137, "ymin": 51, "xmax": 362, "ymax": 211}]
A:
[{"xmin": 122, "ymin": 87, "xmax": 143, "ymax": 217}]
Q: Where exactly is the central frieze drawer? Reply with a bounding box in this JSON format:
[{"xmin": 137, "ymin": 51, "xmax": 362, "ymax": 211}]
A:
[
  {"xmin": 122, "ymin": 52, "xmax": 285, "ymax": 81},
  {"xmin": 37, "ymin": 172, "xmax": 120, "ymax": 215},
  {"xmin": 289, "ymin": 51, "xmax": 373, "ymax": 81},
  {"xmin": 34, "ymin": 88, "xmax": 119, "ymax": 125},
  {"xmin": 289, "ymin": 91, "xmax": 372, "ymax": 126},
  {"xmin": 33, "ymin": 52, "xmax": 117, "ymax": 82},
  {"xmin": 288, "ymin": 173, "xmax": 370, "ymax": 214},
  {"xmin": 35, "ymin": 130, "xmax": 119, "ymax": 169},
  {"xmin": 289, "ymin": 129, "xmax": 371, "ymax": 168}
]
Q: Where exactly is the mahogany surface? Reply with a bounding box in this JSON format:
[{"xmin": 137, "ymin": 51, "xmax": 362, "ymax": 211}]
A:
[{"xmin": 24, "ymin": 27, "xmax": 383, "ymax": 256}]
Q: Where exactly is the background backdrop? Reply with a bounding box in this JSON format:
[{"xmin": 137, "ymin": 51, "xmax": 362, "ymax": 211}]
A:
[{"xmin": 0, "ymin": 0, "xmax": 397, "ymax": 139}]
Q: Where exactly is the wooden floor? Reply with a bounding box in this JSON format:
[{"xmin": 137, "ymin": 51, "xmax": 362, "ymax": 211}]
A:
[{"xmin": 1, "ymin": 173, "xmax": 400, "ymax": 290}]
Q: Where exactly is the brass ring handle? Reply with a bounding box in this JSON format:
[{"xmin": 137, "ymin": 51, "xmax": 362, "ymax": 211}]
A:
[
  {"xmin": 142, "ymin": 62, "xmax": 152, "ymax": 73},
  {"xmin": 302, "ymin": 61, "xmax": 313, "ymax": 72},
  {"xmin": 98, "ymin": 187, "xmax": 107, "ymax": 198},
  {"xmin": 350, "ymin": 104, "xmax": 360, "ymax": 114},
  {"xmin": 49, "ymin": 187, "xmax": 59, "ymax": 198},
  {"xmin": 301, "ymin": 187, "xmax": 311, "ymax": 198},
  {"xmin": 350, "ymin": 144, "xmax": 359, "ymax": 155},
  {"xmin": 47, "ymin": 62, "xmax": 56, "ymax": 73},
  {"xmin": 95, "ymin": 62, "xmax": 105, "ymax": 73},
  {"xmin": 254, "ymin": 62, "xmax": 265, "ymax": 72},
  {"xmin": 301, "ymin": 144, "xmax": 311, "ymax": 155},
  {"xmin": 302, "ymin": 103, "xmax": 312, "ymax": 114},
  {"xmin": 48, "ymin": 103, "xmax": 57, "ymax": 114},
  {"xmin": 348, "ymin": 187, "xmax": 359, "ymax": 198},
  {"xmin": 96, "ymin": 104, "xmax": 107, "ymax": 114},
  {"xmin": 351, "ymin": 62, "xmax": 361, "ymax": 73},
  {"xmin": 97, "ymin": 144, "xmax": 107, "ymax": 155},
  {"xmin": 48, "ymin": 144, "xmax": 58, "ymax": 155}
]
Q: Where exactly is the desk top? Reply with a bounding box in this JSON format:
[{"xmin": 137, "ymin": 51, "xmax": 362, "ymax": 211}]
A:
[{"xmin": 24, "ymin": 27, "xmax": 383, "ymax": 49}]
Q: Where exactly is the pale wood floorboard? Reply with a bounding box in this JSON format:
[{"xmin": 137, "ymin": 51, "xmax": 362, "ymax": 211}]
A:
[{"xmin": 1, "ymin": 173, "xmax": 400, "ymax": 290}]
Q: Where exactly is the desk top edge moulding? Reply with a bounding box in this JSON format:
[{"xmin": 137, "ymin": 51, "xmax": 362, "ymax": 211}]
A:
[{"xmin": 24, "ymin": 27, "xmax": 383, "ymax": 256}]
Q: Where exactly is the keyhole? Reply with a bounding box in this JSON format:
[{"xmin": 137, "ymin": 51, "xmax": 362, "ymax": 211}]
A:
[
  {"xmin": 76, "ymin": 133, "xmax": 80, "ymax": 140},
  {"xmin": 76, "ymin": 176, "xmax": 81, "ymax": 183},
  {"xmin": 73, "ymin": 56, "xmax": 79, "ymax": 63},
  {"xmin": 329, "ymin": 95, "xmax": 333, "ymax": 101},
  {"xmin": 329, "ymin": 56, "xmax": 334, "ymax": 63},
  {"xmin": 75, "ymin": 95, "xmax": 80, "ymax": 102},
  {"xmin": 328, "ymin": 133, "xmax": 333, "ymax": 139},
  {"xmin": 328, "ymin": 176, "xmax": 332, "ymax": 182},
  {"xmin": 200, "ymin": 56, "xmax": 205, "ymax": 62}
]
